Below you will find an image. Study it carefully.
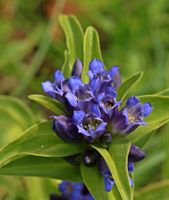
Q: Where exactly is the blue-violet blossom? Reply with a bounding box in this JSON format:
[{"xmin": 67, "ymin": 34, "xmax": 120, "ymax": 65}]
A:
[
  {"xmin": 42, "ymin": 58, "xmax": 153, "ymax": 192},
  {"xmin": 50, "ymin": 181, "xmax": 94, "ymax": 200}
]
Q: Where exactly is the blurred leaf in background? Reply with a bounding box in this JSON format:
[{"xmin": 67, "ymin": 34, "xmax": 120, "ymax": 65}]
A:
[{"xmin": 0, "ymin": 0, "xmax": 169, "ymax": 199}]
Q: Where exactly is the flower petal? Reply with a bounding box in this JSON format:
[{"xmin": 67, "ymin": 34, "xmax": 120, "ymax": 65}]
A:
[
  {"xmin": 96, "ymin": 122, "xmax": 107, "ymax": 133},
  {"xmin": 87, "ymin": 102, "xmax": 101, "ymax": 117},
  {"xmin": 52, "ymin": 116, "xmax": 78, "ymax": 141},
  {"xmin": 129, "ymin": 145, "xmax": 145, "ymax": 162},
  {"xmin": 54, "ymin": 70, "xmax": 64, "ymax": 84},
  {"xmin": 89, "ymin": 59, "xmax": 104, "ymax": 75},
  {"xmin": 109, "ymin": 66, "xmax": 121, "ymax": 88},
  {"xmin": 104, "ymin": 176, "xmax": 115, "ymax": 192},
  {"xmin": 141, "ymin": 102, "xmax": 153, "ymax": 117},
  {"xmin": 41, "ymin": 81, "xmax": 58, "ymax": 98},
  {"xmin": 65, "ymin": 92, "xmax": 78, "ymax": 107},
  {"xmin": 73, "ymin": 110, "xmax": 86, "ymax": 124},
  {"xmin": 128, "ymin": 162, "xmax": 134, "ymax": 172},
  {"xmin": 69, "ymin": 77, "xmax": 82, "ymax": 93},
  {"xmin": 126, "ymin": 96, "xmax": 140, "ymax": 107},
  {"xmin": 77, "ymin": 126, "xmax": 90, "ymax": 136},
  {"xmin": 71, "ymin": 59, "xmax": 83, "ymax": 78}
]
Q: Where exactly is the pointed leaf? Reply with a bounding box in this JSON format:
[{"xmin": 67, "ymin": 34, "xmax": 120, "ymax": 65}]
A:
[
  {"xmin": 112, "ymin": 186, "xmax": 123, "ymax": 200},
  {"xmin": 154, "ymin": 87, "xmax": 169, "ymax": 96},
  {"xmin": 59, "ymin": 15, "xmax": 83, "ymax": 76},
  {"xmin": 28, "ymin": 94, "xmax": 67, "ymax": 115},
  {"xmin": 135, "ymin": 180, "xmax": 169, "ymax": 200},
  {"xmin": 82, "ymin": 27, "xmax": 103, "ymax": 82},
  {"xmin": 0, "ymin": 95, "xmax": 35, "ymax": 129},
  {"xmin": 62, "ymin": 50, "xmax": 71, "ymax": 78},
  {"xmin": 0, "ymin": 155, "xmax": 82, "ymax": 182},
  {"xmin": 0, "ymin": 121, "xmax": 84, "ymax": 166},
  {"xmin": 138, "ymin": 95, "xmax": 169, "ymax": 121},
  {"xmin": 117, "ymin": 72, "xmax": 143, "ymax": 101}
]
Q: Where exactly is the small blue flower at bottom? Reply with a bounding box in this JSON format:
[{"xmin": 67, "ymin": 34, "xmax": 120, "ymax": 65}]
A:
[{"xmin": 50, "ymin": 181, "xmax": 94, "ymax": 200}]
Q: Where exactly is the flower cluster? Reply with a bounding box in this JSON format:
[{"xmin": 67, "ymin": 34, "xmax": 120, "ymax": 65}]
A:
[
  {"xmin": 42, "ymin": 59, "xmax": 153, "ymax": 192},
  {"xmin": 50, "ymin": 181, "xmax": 94, "ymax": 200}
]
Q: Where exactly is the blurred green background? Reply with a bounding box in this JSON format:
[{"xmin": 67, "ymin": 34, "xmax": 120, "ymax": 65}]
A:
[{"xmin": 0, "ymin": 0, "xmax": 169, "ymax": 199}]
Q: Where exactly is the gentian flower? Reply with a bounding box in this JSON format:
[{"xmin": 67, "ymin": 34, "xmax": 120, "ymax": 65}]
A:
[
  {"xmin": 110, "ymin": 96, "xmax": 153, "ymax": 135},
  {"xmin": 73, "ymin": 111, "xmax": 107, "ymax": 141},
  {"xmin": 42, "ymin": 70, "xmax": 65, "ymax": 101},
  {"xmin": 42, "ymin": 58, "xmax": 153, "ymax": 192},
  {"xmin": 50, "ymin": 181, "xmax": 94, "ymax": 200}
]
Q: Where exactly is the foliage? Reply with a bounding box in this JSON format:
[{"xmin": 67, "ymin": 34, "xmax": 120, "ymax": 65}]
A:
[{"xmin": 0, "ymin": 0, "xmax": 169, "ymax": 199}]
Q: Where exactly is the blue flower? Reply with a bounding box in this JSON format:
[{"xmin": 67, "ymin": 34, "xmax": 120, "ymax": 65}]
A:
[
  {"xmin": 88, "ymin": 59, "xmax": 104, "ymax": 78},
  {"xmin": 52, "ymin": 115, "xmax": 79, "ymax": 142},
  {"xmin": 73, "ymin": 111, "xmax": 107, "ymax": 141},
  {"xmin": 50, "ymin": 181, "xmax": 94, "ymax": 200},
  {"xmin": 71, "ymin": 58, "xmax": 83, "ymax": 78},
  {"xmin": 88, "ymin": 59, "xmax": 121, "ymax": 88},
  {"xmin": 111, "ymin": 96, "xmax": 153, "ymax": 135},
  {"xmin": 42, "ymin": 58, "xmax": 153, "ymax": 193},
  {"xmin": 129, "ymin": 144, "xmax": 145, "ymax": 162},
  {"xmin": 42, "ymin": 70, "xmax": 65, "ymax": 100},
  {"xmin": 128, "ymin": 162, "xmax": 134, "ymax": 172},
  {"xmin": 98, "ymin": 157, "xmax": 115, "ymax": 192}
]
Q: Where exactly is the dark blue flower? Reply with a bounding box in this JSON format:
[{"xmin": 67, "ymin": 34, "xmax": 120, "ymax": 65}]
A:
[
  {"xmin": 42, "ymin": 70, "xmax": 65, "ymax": 100},
  {"xmin": 98, "ymin": 157, "xmax": 115, "ymax": 192},
  {"xmin": 82, "ymin": 150, "xmax": 99, "ymax": 167},
  {"xmin": 42, "ymin": 58, "xmax": 153, "ymax": 193},
  {"xmin": 129, "ymin": 144, "xmax": 145, "ymax": 162},
  {"xmin": 88, "ymin": 59, "xmax": 104, "ymax": 79},
  {"xmin": 50, "ymin": 181, "xmax": 94, "ymax": 200},
  {"xmin": 52, "ymin": 116, "xmax": 79, "ymax": 142},
  {"xmin": 73, "ymin": 111, "xmax": 107, "ymax": 141},
  {"xmin": 71, "ymin": 59, "xmax": 83, "ymax": 78},
  {"xmin": 128, "ymin": 162, "xmax": 134, "ymax": 172},
  {"xmin": 111, "ymin": 96, "xmax": 153, "ymax": 135},
  {"xmin": 88, "ymin": 59, "xmax": 121, "ymax": 88},
  {"xmin": 64, "ymin": 77, "xmax": 83, "ymax": 108}
]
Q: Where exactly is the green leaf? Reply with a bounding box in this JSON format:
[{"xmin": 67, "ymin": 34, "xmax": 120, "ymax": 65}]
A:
[
  {"xmin": 62, "ymin": 50, "xmax": 71, "ymax": 78},
  {"xmin": 128, "ymin": 118, "xmax": 169, "ymax": 144},
  {"xmin": 134, "ymin": 149, "xmax": 165, "ymax": 188},
  {"xmin": 127, "ymin": 95, "xmax": 169, "ymax": 144},
  {"xmin": 25, "ymin": 178, "xmax": 48, "ymax": 200},
  {"xmin": 59, "ymin": 15, "xmax": 83, "ymax": 76},
  {"xmin": 135, "ymin": 180, "xmax": 169, "ymax": 200},
  {"xmin": 154, "ymin": 87, "xmax": 169, "ymax": 96},
  {"xmin": 82, "ymin": 27, "xmax": 103, "ymax": 83},
  {"xmin": 0, "ymin": 155, "xmax": 82, "ymax": 182},
  {"xmin": 0, "ymin": 96, "xmax": 36, "ymax": 149},
  {"xmin": 162, "ymin": 124, "xmax": 169, "ymax": 179},
  {"xmin": 81, "ymin": 163, "xmax": 113, "ymax": 200},
  {"xmin": 92, "ymin": 138, "xmax": 132, "ymax": 200},
  {"xmin": 0, "ymin": 121, "xmax": 84, "ymax": 166},
  {"xmin": 117, "ymin": 72, "xmax": 143, "ymax": 102},
  {"xmin": 139, "ymin": 95, "xmax": 169, "ymax": 121},
  {"xmin": 111, "ymin": 186, "xmax": 123, "ymax": 200},
  {"xmin": 0, "ymin": 95, "xmax": 35, "ymax": 129},
  {"xmin": 28, "ymin": 94, "xmax": 67, "ymax": 115}
]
